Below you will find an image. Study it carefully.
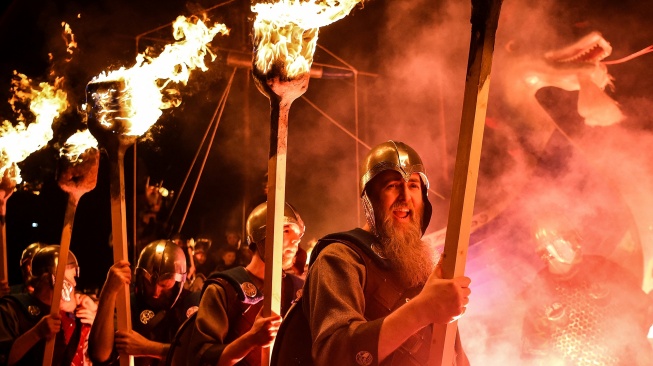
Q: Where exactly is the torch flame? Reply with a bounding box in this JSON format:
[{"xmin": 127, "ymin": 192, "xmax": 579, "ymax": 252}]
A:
[
  {"xmin": 61, "ymin": 22, "xmax": 78, "ymax": 61},
  {"xmin": 61, "ymin": 130, "xmax": 98, "ymax": 163},
  {"xmin": 0, "ymin": 73, "xmax": 68, "ymax": 183},
  {"xmin": 252, "ymin": 0, "xmax": 363, "ymax": 78},
  {"xmin": 90, "ymin": 16, "xmax": 229, "ymax": 137}
]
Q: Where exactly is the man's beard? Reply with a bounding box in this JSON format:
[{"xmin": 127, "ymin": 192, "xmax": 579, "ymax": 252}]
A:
[{"xmin": 376, "ymin": 205, "xmax": 435, "ymax": 287}]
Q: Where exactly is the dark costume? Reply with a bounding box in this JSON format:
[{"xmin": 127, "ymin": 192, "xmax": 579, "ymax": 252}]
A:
[
  {"xmin": 521, "ymin": 255, "xmax": 653, "ymax": 365},
  {"xmin": 0, "ymin": 293, "xmax": 89, "ymax": 366},
  {"xmin": 294, "ymin": 229, "xmax": 465, "ymax": 366},
  {"xmin": 7, "ymin": 285, "xmax": 27, "ymax": 295},
  {"xmin": 187, "ymin": 266, "xmax": 302, "ymax": 366},
  {"xmin": 92, "ymin": 289, "xmax": 200, "ymax": 366}
]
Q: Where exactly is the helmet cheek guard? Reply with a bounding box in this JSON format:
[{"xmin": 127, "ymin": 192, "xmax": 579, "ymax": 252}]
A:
[{"xmin": 360, "ymin": 140, "xmax": 432, "ymax": 235}]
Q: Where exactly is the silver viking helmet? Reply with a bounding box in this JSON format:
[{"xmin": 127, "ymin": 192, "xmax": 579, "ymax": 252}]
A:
[
  {"xmin": 20, "ymin": 242, "xmax": 47, "ymax": 283},
  {"xmin": 30, "ymin": 245, "xmax": 80, "ymax": 280},
  {"xmin": 245, "ymin": 201, "xmax": 305, "ymax": 262},
  {"xmin": 135, "ymin": 240, "xmax": 187, "ymax": 310},
  {"xmin": 360, "ymin": 140, "xmax": 432, "ymax": 235},
  {"xmin": 30, "ymin": 245, "xmax": 80, "ymax": 301}
]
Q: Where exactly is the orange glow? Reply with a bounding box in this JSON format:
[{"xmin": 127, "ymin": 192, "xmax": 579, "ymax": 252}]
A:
[
  {"xmin": 89, "ymin": 16, "xmax": 229, "ymax": 137},
  {"xmin": 252, "ymin": 0, "xmax": 363, "ymax": 78},
  {"xmin": 0, "ymin": 73, "xmax": 68, "ymax": 184}
]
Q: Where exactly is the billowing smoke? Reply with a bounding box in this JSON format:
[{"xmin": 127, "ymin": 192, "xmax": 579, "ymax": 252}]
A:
[{"xmin": 353, "ymin": 0, "xmax": 653, "ymax": 363}]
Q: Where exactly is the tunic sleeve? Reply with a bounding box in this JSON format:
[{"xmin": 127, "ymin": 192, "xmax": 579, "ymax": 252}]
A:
[
  {"xmin": 189, "ymin": 284, "xmax": 230, "ymax": 365},
  {"xmin": 304, "ymin": 243, "xmax": 384, "ymax": 366},
  {"xmin": 0, "ymin": 299, "xmax": 20, "ymax": 365}
]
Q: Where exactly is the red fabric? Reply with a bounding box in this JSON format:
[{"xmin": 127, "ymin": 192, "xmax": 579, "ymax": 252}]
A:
[{"xmin": 59, "ymin": 311, "xmax": 90, "ymax": 366}]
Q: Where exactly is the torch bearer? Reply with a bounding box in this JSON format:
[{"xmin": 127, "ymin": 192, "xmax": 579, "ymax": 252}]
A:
[
  {"xmin": 0, "ymin": 164, "xmax": 18, "ymax": 284},
  {"xmin": 43, "ymin": 144, "xmax": 99, "ymax": 366},
  {"xmin": 430, "ymin": 0, "xmax": 503, "ymax": 365},
  {"xmin": 87, "ymin": 80, "xmax": 136, "ymax": 366}
]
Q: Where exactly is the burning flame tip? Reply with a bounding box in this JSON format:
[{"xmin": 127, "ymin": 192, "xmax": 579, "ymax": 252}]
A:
[
  {"xmin": 88, "ymin": 16, "xmax": 229, "ymax": 137},
  {"xmin": 1, "ymin": 75, "xmax": 69, "ymax": 184},
  {"xmin": 252, "ymin": 0, "xmax": 362, "ymax": 78},
  {"xmin": 61, "ymin": 130, "xmax": 99, "ymax": 163}
]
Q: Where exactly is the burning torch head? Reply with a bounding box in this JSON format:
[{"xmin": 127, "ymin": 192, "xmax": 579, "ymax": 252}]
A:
[
  {"xmin": 360, "ymin": 141, "xmax": 432, "ymax": 235},
  {"xmin": 57, "ymin": 146, "xmax": 100, "ymax": 197},
  {"xmin": 20, "ymin": 242, "xmax": 48, "ymax": 284},
  {"xmin": 29, "ymin": 245, "xmax": 79, "ymax": 302},
  {"xmin": 135, "ymin": 240, "xmax": 187, "ymax": 311},
  {"xmin": 85, "ymin": 79, "xmax": 137, "ymax": 153},
  {"xmin": 246, "ymin": 201, "xmax": 305, "ymax": 265}
]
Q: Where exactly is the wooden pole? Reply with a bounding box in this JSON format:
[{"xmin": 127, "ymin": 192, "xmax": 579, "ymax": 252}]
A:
[
  {"xmin": 430, "ymin": 0, "xmax": 503, "ymax": 365},
  {"xmin": 86, "ymin": 80, "xmax": 135, "ymax": 366},
  {"xmin": 253, "ymin": 70, "xmax": 309, "ymax": 366},
  {"xmin": 0, "ymin": 165, "xmax": 17, "ymax": 283},
  {"xmin": 0, "ymin": 209, "xmax": 6, "ymax": 283},
  {"xmin": 42, "ymin": 195, "xmax": 78, "ymax": 366},
  {"xmin": 108, "ymin": 147, "xmax": 135, "ymax": 366}
]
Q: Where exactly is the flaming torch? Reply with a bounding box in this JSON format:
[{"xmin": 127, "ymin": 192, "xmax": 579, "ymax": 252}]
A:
[
  {"xmin": 85, "ymin": 15, "xmax": 227, "ymax": 366},
  {"xmin": 43, "ymin": 130, "xmax": 99, "ymax": 366},
  {"xmin": 0, "ymin": 73, "xmax": 69, "ymax": 284},
  {"xmin": 250, "ymin": 0, "xmax": 362, "ymax": 363}
]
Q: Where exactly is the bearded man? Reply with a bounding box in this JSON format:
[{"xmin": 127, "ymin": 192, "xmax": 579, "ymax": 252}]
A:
[{"xmin": 301, "ymin": 140, "xmax": 471, "ymax": 366}]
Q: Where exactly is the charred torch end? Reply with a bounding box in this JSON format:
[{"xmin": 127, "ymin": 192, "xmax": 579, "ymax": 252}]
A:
[
  {"xmin": 86, "ymin": 80, "xmax": 137, "ymax": 152},
  {"xmin": 57, "ymin": 148, "xmax": 100, "ymax": 196},
  {"xmin": 251, "ymin": 66, "xmax": 310, "ymax": 104}
]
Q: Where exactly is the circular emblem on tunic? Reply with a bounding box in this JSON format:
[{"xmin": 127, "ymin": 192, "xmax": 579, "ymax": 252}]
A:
[
  {"xmin": 355, "ymin": 351, "xmax": 373, "ymax": 366},
  {"xmin": 28, "ymin": 305, "xmax": 40, "ymax": 316},
  {"xmin": 140, "ymin": 309, "xmax": 155, "ymax": 324},
  {"xmin": 241, "ymin": 282, "xmax": 258, "ymax": 298},
  {"xmin": 186, "ymin": 306, "xmax": 199, "ymax": 318}
]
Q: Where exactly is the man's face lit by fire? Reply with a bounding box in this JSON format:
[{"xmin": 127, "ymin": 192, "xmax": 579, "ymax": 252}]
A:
[
  {"xmin": 282, "ymin": 223, "xmax": 302, "ymax": 271},
  {"xmin": 222, "ymin": 251, "xmax": 236, "ymax": 266},
  {"xmin": 194, "ymin": 251, "xmax": 207, "ymax": 265},
  {"xmin": 369, "ymin": 171, "xmax": 424, "ymax": 231},
  {"xmin": 142, "ymin": 274, "xmax": 178, "ymax": 310},
  {"xmin": 226, "ymin": 233, "xmax": 240, "ymax": 247}
]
